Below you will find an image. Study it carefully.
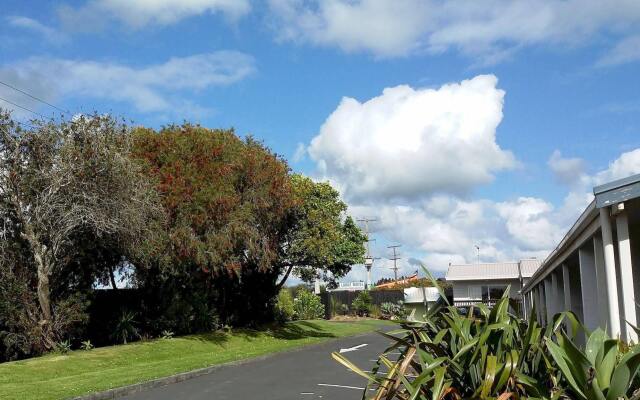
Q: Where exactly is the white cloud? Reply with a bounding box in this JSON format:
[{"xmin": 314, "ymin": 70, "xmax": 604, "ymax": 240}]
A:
[
  {"xmin": 292, "ymin": 142, "xmax": 306, "ymax": 163},
  {"xmin": 305, "ymin": 76, "xmax": 640, "ymax": 284},
  {"xmin": 0, "ymin": 51, "xmax": 254, "ymax": 115},
  {"xmin": 597, "ymin": 35, "xmax": 640, "ymax": 67},
  {"xmin": 548, "ymin": 150, "xmax": 587, "ymax": 186},
  {"xmin": 308, "ymin": 74, "xmax": 515, "ymax": 202},
  {"xmin": 6, "ymin": 16, "xmax": 66, "ymax": 44},
  {"xmin": 267, "ymin": 0, "xmax": 640, "ymax": 62},
  {"xmin": 59, "ymin": 0, "xmax": 250, "ymax": 30},
  {"xmin": 593, "ymin": 148, "xmax": 640, "ymax": 184},
  {"xmin": 268, "ymin": 0, "xmax": 431, "ymax": 57},
  {"xmin": 496, "ymin": 197, "xmax": 561, "ymax": 251}
]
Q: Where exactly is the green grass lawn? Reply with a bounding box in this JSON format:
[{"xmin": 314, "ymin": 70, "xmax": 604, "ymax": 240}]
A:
[{"xmin": 0, "ymin": 320, "xmax": 387, "ymax": 400}]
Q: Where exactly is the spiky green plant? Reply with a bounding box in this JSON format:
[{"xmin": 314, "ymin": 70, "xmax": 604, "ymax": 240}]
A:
[{"xmin": 333, "ymin": 266, "xmax": 640, "ymax": 399}]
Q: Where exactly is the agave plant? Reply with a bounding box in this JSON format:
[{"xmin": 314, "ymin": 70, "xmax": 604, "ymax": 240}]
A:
[
  {"xmin": 333, "ymin": 266, "xmax": 640, "ymax": 399},
  {"xmin": 546, "ymin": 327, "xmax": 640, "ymax": 400}
]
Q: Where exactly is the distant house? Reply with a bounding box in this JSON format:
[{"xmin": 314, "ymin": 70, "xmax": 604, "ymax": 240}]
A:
[
  {"xmin": 446, "ymin": 259, "xmax": 541, "ymax": 306},
  {"xmin": 404, "ymin": 286, "xmax": 440, "ymax": 321},
  {"xmin": 328, "ymin": 281, "xmax": 366, "ymax": 292}
]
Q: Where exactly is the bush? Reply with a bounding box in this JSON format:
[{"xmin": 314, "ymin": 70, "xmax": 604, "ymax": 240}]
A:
[
  {"xmin": 293, "ymin": 290, "xmax": 325, "ymax": 320},
  {"xmin": 54, "ymin": 340, "xmax": 71, "ymax": 354},
  {"xmin": 274, "ymin": 290, "xmax": 295, "ymax": 324},
  {"xmin": 379, "ymin": 301, "xmax": 407, "ymax": 320},
  {"xmin": 80, "ymin": 340, "xmax": 93, "ymax": 351},
  {"xmin": 161, "ymin": 330, "xmax": 174, "ymax": 339},
  {"xmin": 111, "ymin": 310, "xmax": 140, "ymax": 344},
  {"xmin": 334, "ymin": 269, "xmax": 640, "ymax": 400},
  {"xmin": 351, "ymin": 291, "xmax": 372, "ymax": 317}
]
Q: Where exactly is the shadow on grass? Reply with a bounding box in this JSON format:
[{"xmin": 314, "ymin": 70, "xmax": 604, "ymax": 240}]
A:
[
  {"xmin": 165, "ymin": 320, "xmax": 336, "ymax": 347},
  {"xmin": 270, "ymin": 321, "xmax": 336, "ymax": 340}
]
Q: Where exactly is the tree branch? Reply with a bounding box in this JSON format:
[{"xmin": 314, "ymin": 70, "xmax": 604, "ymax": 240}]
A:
[{"xmin": 275, "ymin": 264, "xmax": 295, "ymax": 291}]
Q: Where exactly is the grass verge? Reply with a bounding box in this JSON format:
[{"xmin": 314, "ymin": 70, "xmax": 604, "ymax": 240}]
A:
[{"xmin": 0, "ymin": 319, "xmax": 387, "ymax": 400}]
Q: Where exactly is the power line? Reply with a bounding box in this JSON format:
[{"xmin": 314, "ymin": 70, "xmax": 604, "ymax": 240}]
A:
[
  {"xmin": 0, "ymin": 80, "xmax": 68, "ymax": 114},
  {"xmin": 388, "ymin": 244, "xmax": 402, "ymax": 281},
  {"xmin": 0, "ymin": 95, "xmax": 46, "ymax": 119}
]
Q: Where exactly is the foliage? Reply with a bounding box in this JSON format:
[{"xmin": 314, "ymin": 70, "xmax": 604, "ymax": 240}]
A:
[
  {"xmin": 80, "ymin": 340, "xmax": 93, "ymax": 351},
  {"xmin": 380, "ymin": 301, "xmax": 407, "ymax": 320},
  {"xmin": 274, "ymin": 290, "xmax": 295, "ymax": 324},
  {"xmin": 0, "ymin": 111, "xmax": 159, "ymax": 351},
  {"xmin": 278, "ymin": 175, "xmax": 367, "ymax": 289},
  {"xmin": 293, "ymin": 290, "xmax": 325, "ymax": 320},
  {"xmin": 161, "ymin": 330, "xmax": 174, "ymax": 339},
  {"xmin": 54, "ymin": 340, "xmax": 71, "ymax": 355},
  {"xmin": 132, "ymin": 124, "xmax": 295, "ymax": 326},
  {"xmin": 333, "ymin": 267, "xmax": 640, "ymax": 399},
  {"xmin": 111, "ymin": 311, "xmax": 140, "ymax": 345},
  {"xmin": 352, "ymin": 291, "xmax": 373, "ymax": 317}
]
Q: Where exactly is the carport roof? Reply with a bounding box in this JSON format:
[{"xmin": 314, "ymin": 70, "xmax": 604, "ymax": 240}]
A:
[{"xmin": 446, "ymin": 259, "xmax": 541, "ymax": 281}]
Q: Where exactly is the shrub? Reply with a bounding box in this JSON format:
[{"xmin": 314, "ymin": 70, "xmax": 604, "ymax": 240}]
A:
[
  {"xmin": 340, "ymin": 304, "xmax": 350, "ymax": 316},
  {"xmin": 379, "ymin": 301, "xmax": 407, "ymax": 320},
  {"xmin": 333, "ymin": 268, "xmax": 640, "ymax": 399},
  {"xmin": 80, "ymin": 340, "xmax": 93, "ymax": 351},
  {"xmin": 293, "ymin": 290, "xmax": 325, "ymax": 320},
  {"xmin": 161, "ymin": 330, "xmax": 174, "ymax": 339},
  {"xmin": 111, "ymin": 310, "xmax": 140, "ymax": 344},
  {"xmin": 54, "ymin": 340, "xmax": 71, "ymax": 354},
  {"xmin": 274, "ymin": 290, "xmax": 295, "ymax": 324},
  {"xmin": 351, "ymin": 291, "xmax": 372, "ymax": 317}
]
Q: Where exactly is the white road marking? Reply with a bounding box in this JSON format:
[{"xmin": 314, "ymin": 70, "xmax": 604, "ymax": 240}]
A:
[
  {"xmin": 300, "ymin": 392, "xmax": 314, "ymax": 395},
  {"xmin": 317, "ymin": 383, "xmax": 364, "ymax": 390},
  {"xmin": 338, "ymin": 343, "xmax": 368, "ymax": 353}
]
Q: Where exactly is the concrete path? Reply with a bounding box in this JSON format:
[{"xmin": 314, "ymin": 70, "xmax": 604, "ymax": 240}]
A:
[{"xmin": 122, "ymin": 329, "xmax": 394, "ymax": 400}]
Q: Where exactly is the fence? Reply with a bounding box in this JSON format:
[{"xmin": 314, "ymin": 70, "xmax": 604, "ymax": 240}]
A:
[
  {"xmin": 320, "ymin": 290, "xmax": 404, "ymax": 319},
  {"xmin": 453, "ymin": 299, "xmax": 524, "ymax": 316}
]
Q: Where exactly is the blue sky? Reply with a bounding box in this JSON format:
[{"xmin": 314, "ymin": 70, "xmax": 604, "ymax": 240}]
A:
[{"xmin": 2, "ymin": 0, "xmax": 640, "ymax": 282}]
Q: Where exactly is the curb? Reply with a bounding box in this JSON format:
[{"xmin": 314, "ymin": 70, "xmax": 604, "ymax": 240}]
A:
[{"xmin": 70, "ymin": 330, "xmax": 379, "ymax": 400}]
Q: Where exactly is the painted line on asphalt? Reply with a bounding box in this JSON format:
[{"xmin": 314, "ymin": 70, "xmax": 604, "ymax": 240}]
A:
[
  {"xmin": 338, "ymin": 343, "xmax": 368, "ymax": 353},
  {"xmin": 317, "ymin": 383, "xmax": 364, "ymax": 390}
]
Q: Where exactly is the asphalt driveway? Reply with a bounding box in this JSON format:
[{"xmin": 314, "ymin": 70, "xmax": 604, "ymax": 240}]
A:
[{"xmin": 122, "ymin": 328, "xmax": 395, "ymax": 400}]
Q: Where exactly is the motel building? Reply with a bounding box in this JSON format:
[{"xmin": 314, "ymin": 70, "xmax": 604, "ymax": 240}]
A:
[
  {"xmin": 521, "ymin": 173, "xmax": 640, "ymax": 343},
  {"xmin": 446, "ymin": 259, "xmax": 541, "ymax": 307}
]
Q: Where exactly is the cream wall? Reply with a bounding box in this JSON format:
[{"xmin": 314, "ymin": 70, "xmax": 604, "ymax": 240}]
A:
[{"xmin": 451, "ymin": 279, "xmax": 522, "ymax": 301}]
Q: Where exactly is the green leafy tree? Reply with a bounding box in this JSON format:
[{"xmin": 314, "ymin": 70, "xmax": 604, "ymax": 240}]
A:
[
  {"xmin": 276, "ymin": 174, "xmax": 367, "ymax": 289},
  {"xmin": 0, "ymin": 111, "xmax": 159, "ymax": 350},
  {"xmin": 132, "ymin": 124, "xmax": 296, "ymax": 325}
]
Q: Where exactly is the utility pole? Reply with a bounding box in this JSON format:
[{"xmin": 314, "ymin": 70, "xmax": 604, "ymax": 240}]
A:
[
  {"xmin": 357, "ymin": 217, "xmax": 377, "ymax": 290},
  {"xmin": 388, "ymin": 244, "xmax": 401, "ymax": 281}
]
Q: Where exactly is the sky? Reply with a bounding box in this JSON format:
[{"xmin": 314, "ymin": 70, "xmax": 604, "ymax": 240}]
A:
[{"xmin": 1, "ymin": 0, "xmax": 640, "ymax": 284}]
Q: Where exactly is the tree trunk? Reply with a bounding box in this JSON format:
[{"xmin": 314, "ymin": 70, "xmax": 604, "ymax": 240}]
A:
[
  {"xmin": 34, "ymin": 250, "xmax": 52, "ymax": 322},
  {"xmin": 109, "ymin": 265, "xmax": 119, "ymax": 290},
  {"xmin": 275, "ymin": 264, "xmax": 294, "ymax": 291}
]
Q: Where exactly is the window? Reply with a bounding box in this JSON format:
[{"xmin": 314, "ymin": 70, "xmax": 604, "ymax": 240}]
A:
[
  {"xmin": 468, "ymin": 285, "xmax": 482, "ymax": 300},
  {"xmin": 481, "ymin": 285, "xmax": 508, "ymax": 301}
]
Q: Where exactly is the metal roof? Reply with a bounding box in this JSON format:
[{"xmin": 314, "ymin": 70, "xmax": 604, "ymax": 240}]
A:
[
  {"xmin": 446, "ymin": 259, "xmax": 541, "ymax": 281},
  {"xmin": 519, "ymin": 259, "xmax": 542, "ymax": 277},
  {"xmin": 524, "ymin": 174, "xmax": 640, "ymax": 292},
  {"xmin": 594, "ymin": 173, "xmax": 640, "ymax": 208}
]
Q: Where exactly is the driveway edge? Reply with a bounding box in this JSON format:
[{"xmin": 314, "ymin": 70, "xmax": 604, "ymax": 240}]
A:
[{"xmin": 70, "ymin": 329, "xmax": 380, "ymax": 400}]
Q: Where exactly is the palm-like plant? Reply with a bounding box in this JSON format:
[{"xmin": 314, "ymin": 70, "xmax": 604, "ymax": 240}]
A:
[
  {"xmin": 111, "ymin": 310, "xmax": 140, "ymax": 344},
  {"xmin": 333, "ymin": 266, "xmax": 640, "ymax": 399}
]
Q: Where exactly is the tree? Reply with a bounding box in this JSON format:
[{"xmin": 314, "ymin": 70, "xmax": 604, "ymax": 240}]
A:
[
  {"xmin": 0, "ymin": 111, "xmax": 159, "ymax": 348},
  {"xmin": 275, "ymin": 174, "xmax": 367, "ymax": 289},
  {"xmin": 132, "ymin": 124, "xmax": 296, "ymax": 325}
]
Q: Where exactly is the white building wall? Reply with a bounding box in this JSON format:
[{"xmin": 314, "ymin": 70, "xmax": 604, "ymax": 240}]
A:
[{"xmin": 451, "ymin": 279, "xmax": 522, "ymax": 301}]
